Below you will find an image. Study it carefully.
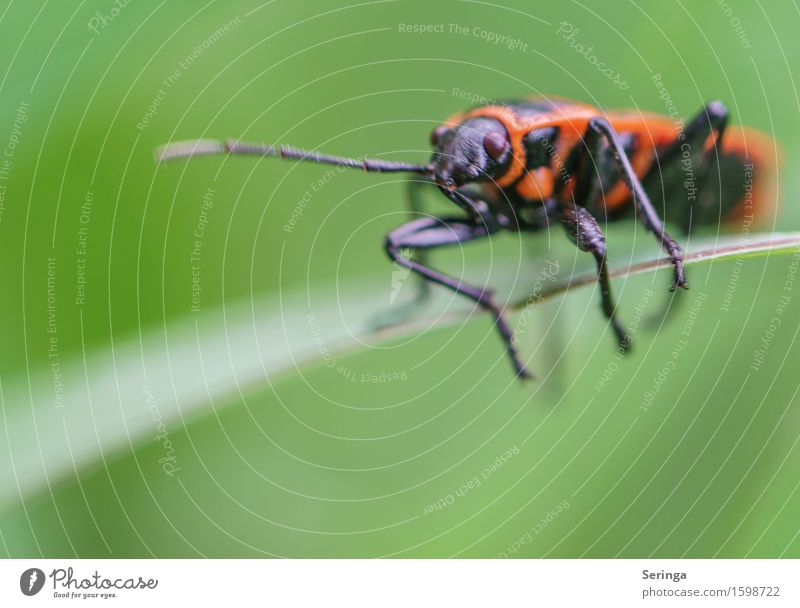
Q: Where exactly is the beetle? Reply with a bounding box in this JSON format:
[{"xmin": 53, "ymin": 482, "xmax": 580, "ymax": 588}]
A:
[{"xmin": 157, "ymin": 96, "xmax": 779, "ymax": 380}]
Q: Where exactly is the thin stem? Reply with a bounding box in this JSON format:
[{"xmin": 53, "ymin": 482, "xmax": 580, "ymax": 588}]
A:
[{"xmin": 511, "ymin": 234, "xmax": 800, "ymax": 311}]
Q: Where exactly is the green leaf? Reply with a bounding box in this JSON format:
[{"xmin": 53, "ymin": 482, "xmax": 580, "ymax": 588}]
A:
[{"xmin": 3, "ymin": 232, "xmax": 799, "ymax": 514}]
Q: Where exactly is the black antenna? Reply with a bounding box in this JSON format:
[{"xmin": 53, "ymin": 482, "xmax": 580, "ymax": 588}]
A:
[{"xmin": 156, "ymin": 139, "xmax": 433, "ymax": 174}]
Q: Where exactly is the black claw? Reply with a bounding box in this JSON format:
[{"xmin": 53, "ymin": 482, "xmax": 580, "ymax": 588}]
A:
[
  {"xmin": 669, "ymin": 258, "xmax": 688, "ymax": 291},
  {"xmin": 671, "ymin": 275, "xmax": 689, "ymax": 291},
  {"xmin": 507, "ymin": 334, "xmax": 533, "ymax": 382},
  {"xmin": 610, "ymin": 318, "xmax": 631, "ymax": 353},
  {"xmin": 516, "ymin": 365, "xmax": 535, "ymax": 382}
]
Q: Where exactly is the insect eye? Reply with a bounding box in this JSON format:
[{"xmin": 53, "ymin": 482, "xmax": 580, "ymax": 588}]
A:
[
  {"xmin": 483, "ymin": 130, "xmax": 509, "ymax": 160},
  {"xmin": 430, "ymin": 126, "xmax": 449, "ymax": 147}
]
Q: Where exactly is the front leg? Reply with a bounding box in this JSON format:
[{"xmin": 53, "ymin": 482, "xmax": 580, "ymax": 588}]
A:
[
  {"xmin": 401, "ymin": 178, "xmax": 506, "ymax": 305},
  {"xmin": 384, "ymin": 216, "xmax": 532, "ymax": 380},
  {"xmin": 371, "ymin": 182, "xmax": 501, "ymax": 330},
  {"xmin": 404, "ymin": 176, "xmax": 436, "ymax": 304}
]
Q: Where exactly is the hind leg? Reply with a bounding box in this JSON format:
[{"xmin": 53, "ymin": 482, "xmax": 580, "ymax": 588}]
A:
[
  {"xmin": 661, "ymin": 101, "xmax": 729, "ymax": 168},
  {"xmin": 645, "ymin": 102, "xmax": 729, "ymax": 324},
  {"xmin": 646, "ymin": 101, "xmax": 729, "ymax": 233}
]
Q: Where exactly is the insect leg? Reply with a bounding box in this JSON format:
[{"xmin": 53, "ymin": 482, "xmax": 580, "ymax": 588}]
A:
[
  {"xmin": 587, "ymin": 117, "xmax": 688, "ymax": 290},
  {"xmin": 369, "ymin": 178, "xmax": 457, "ymax": 330},
  {"xmin": 647, "ymin": 103, "xmax": 729, "ymax": 323},
  {"xmin": 553, "ymin": 127, "xmax": 631, "ymax": 350},
  {"xmin": 405, "ymin": 176, "xmax": 436, "ymax": 302},
  {"xmin": 560, "ymin": 203, "xmax": 631, "ymax": 350},
  {"xmin": 370, "ymin": 186, "xmax": 501, "ymax": 332},
  {"xmin": 384, "ymin": 216, "xmax": 532, "ymax": 379},
  {"xmin": 561, "ymin": 126, "xmax": 634, "ymax": 220},
  {"xmin": 645, "ymin": 102, "xmax": 729, "ymax": 233},
  {"xmin": 657, "ymin": 101, "xmax": 729, "ymax": 167}
]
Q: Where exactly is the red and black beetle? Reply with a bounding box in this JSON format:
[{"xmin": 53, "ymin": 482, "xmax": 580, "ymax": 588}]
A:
[{"xmin": 158, "ymin": 96, "xmax": 779, "ymax": 380}]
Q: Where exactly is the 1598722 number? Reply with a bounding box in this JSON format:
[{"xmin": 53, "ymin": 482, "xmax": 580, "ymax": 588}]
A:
[{"xmin": 735, "ymin": 586, "xmax": 780, "ymax": 597}]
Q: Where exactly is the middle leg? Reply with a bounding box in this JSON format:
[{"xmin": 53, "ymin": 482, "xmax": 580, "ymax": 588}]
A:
[
  {"xmin": 555, "ymin": 128, "xmax": 632, "ymax": 351},
  {"xmin": 560, "ymin": 203, "xmax": 631, "ymax": 350},
  {"xmin": 586, "ymin": 117, "xmax": 688, "ymax": 291}
]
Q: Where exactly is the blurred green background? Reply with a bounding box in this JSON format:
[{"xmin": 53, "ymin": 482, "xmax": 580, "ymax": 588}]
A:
[{"xmin": 0, "ymin": 0, "xmax": 799, "ymax": 557}]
